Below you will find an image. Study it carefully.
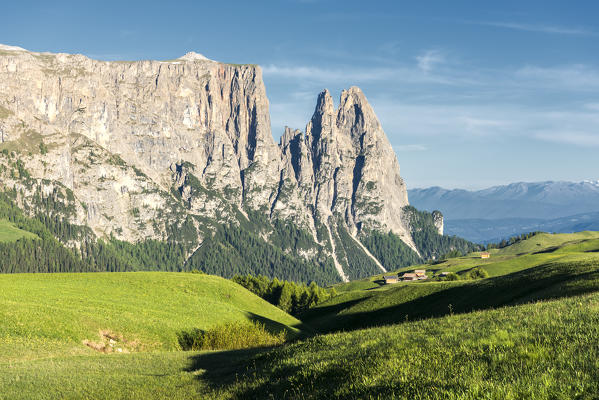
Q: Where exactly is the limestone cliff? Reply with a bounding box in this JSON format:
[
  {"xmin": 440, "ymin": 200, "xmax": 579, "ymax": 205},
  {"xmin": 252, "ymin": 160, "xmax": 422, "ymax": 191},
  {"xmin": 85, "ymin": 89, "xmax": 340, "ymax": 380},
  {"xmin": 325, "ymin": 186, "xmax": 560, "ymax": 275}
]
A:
[
  {"xmin": 296, "ymin": 88, "xmax": 414, "ymax": 248},
  {"xmin": 0, "ymin": 45, "xmax": 438, "ymax": 282}
]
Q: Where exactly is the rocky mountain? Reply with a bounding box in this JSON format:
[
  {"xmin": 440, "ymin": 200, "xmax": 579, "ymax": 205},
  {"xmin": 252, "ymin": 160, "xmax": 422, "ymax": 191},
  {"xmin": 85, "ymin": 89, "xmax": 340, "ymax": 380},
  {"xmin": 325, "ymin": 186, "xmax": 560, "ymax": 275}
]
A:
[
  {"xmin": 409, "ymin": 181, "xmax": 599, "ymax": 243},
  {"xmin": 0, "ymin": 45, "xmax": 472, "ymax": 283}
]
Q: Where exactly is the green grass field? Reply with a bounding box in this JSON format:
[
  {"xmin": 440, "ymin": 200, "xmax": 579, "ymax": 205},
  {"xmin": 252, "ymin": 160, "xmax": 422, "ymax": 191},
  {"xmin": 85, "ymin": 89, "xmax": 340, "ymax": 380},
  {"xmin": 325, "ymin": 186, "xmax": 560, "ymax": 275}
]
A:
[
  {"xmin": 0, "ymin": 219, "xmax": 38, "ymax": 242},
  {"xmin": 305, "ymin": 232, "xmax": 599, "ymax": 332},
  {"xmin": 0, "ymin": 272, "xmax": 301, "ymax": 361},
  {"xmin": 2, "ymin": 231, "xmax": 599, "ymax": 399}
]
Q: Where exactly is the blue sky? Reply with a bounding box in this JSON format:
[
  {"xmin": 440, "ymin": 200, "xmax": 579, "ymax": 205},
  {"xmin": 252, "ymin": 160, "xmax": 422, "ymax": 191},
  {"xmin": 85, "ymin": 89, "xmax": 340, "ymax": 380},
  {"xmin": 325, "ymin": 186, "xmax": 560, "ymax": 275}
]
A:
[{"xmin": 2, "ymin": 0, "xmax": 598, "ymax": 189}]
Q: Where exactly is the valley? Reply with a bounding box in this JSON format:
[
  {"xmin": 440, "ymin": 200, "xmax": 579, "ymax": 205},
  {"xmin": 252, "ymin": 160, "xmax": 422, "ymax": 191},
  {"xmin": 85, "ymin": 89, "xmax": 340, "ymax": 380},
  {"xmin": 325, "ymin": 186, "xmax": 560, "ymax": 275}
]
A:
[
  {"xmin": 2, "ymin": 0, "xmax": 598, "ymax": 398},
  {"xmin": 2, "ymin": 231, "xmax": 599, "ymax": 399}
]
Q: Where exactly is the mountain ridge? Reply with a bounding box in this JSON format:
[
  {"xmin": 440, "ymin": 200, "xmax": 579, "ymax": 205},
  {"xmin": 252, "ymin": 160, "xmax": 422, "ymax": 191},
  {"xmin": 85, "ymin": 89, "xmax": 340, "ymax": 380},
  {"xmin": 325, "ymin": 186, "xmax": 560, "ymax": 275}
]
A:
[
  {"xmin": 0, "ymin": 45, "xmax": 473, "ymax": 283},
  {"xmin": 409, "ymin": 181, "xmax": 599, "ymax": 243},
  {"xmin": 409, "ymin": 180, "xmax": 599, "ymax": 220}
]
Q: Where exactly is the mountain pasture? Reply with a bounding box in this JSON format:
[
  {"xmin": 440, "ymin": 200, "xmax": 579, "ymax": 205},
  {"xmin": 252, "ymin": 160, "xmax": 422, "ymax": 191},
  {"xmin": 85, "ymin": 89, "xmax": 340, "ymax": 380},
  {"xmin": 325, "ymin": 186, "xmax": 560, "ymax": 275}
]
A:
[
  {"xmin": 2, "ymin": 231, "xmax": 599, "ymax": 399},
  {"xmin": 0, "ymin": 272, "xmax": 301, "ymax": 361}
]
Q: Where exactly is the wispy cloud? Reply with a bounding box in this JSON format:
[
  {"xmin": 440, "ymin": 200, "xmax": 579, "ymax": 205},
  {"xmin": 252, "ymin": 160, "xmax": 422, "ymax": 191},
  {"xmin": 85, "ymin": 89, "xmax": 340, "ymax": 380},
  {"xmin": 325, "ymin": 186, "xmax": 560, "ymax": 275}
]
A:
[
  {"xmin": 119, "ymin": 29, "xmax": 138, "ymax": 38},
  {"xmin": 416, "ymin": 50, "xmax": 445, "ymax": 72},
  {"xmin": 474, "ymin": 21, "xmax": 594, "ymax": 36},
  {"xmin": 263, "ymin": 64, "xmax": 398, "ymax": 83},
  {"xmin": 585, "ymin": 103, "xmax": 599, "ymax": 111},
  {"xmin": 263, "ymin": 63, "xmax": 472, "ymax": 86},
  {"xmin": 373, "ymin": 99, "xmax": 599, "ymax": 148},
  {"xmin": 516, "ymin": 64, "xmax": 599, "ymax": 90},
  {"xmin": 535, "ymin": 132, "xmax": 599, "ymax": 147},
  {"xmin": 265, "ymin": 43, "xmax": 599, "ymax": 152}
]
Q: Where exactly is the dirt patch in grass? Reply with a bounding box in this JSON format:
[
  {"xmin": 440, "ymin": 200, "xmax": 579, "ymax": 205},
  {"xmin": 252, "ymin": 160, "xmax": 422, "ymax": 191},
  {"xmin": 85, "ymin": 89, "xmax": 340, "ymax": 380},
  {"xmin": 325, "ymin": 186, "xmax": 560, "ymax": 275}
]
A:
[{"xmin": 83, "ymin": 330, "xmax": 141, "ymax": 353}]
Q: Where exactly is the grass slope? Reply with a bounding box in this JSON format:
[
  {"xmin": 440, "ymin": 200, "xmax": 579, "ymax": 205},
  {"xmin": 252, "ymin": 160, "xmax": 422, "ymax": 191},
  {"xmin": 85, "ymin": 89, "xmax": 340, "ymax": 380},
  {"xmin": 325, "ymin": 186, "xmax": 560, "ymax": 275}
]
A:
[
  {"xmin": 3, "ymin": 231, "xmax": 599, "ymax": 399},
  {"xmin": 304, "ymin": 231, "xmax": 599, "ymax": 332},
  {"xmin": 3, "ymin": 290, "xmax": 598, "ymax": 399},
  {"xmin": 0, "ymin": 272, "xmax": 301, "ymax": 361},
  {"xmin": 332, "ymin": 231, "xmax": 599, "ymax": 289},
  {"xmin": 0, "ymin": 219, "xmax": 38, "ymax": 242},
  {"xmin": 195, "ymin": 292, "xmax": 599, "ymax": 399}
]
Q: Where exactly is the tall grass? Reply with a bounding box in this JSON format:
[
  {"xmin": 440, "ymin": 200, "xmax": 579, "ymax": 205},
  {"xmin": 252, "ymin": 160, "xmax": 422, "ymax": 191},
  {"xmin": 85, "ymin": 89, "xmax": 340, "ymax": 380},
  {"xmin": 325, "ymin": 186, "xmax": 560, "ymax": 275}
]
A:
[{"xmin": 177, "ymin": 321, "xmax": 286, "ymax": 351}]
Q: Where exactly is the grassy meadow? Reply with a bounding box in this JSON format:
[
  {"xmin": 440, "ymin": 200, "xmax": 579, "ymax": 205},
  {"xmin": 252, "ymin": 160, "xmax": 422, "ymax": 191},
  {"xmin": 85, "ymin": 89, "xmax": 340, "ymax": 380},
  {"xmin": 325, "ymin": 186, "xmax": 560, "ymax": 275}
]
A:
[
  {"xmin": 0, "ymin": 219, "xmax": 38, "ymax": 243},
  {"xmin": 2, "ymin": 231, "xmax": 599, "ymax": 399},
  {"xmin": 0, "ymin": 272, "xmax": 301, "ymax": 361}
]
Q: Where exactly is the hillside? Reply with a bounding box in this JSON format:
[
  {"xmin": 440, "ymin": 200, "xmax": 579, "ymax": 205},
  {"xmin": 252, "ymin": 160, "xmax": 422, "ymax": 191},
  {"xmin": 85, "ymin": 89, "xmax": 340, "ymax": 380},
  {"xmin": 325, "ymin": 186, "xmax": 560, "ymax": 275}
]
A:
[
  {"xmin": 0, "ymin": 272, "xmax": 301, "ymax": 361},
  {"xmin": 302, "ymin": 231, "xmax": 599, "ymax": 332},
  {"xmin": 0, "ymin": 219, "xmax": 37, "ymax": 242},
  {"xmin": 0, "ymin": 45, "xmax": 461, "ymax": 283},
  {"xmin": 188, "ymin": 291, "xmax": 599, "ymax": 399},
  {"xmin": 2, "ymin": 232, "xmax": 599, "ymax": 399}
]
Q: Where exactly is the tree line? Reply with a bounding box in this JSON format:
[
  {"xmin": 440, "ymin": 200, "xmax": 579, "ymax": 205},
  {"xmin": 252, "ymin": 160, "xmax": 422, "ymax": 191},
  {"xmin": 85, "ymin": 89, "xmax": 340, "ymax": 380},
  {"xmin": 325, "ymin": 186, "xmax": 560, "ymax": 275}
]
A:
[{"xmin": 232, "ymin": 274, "xmax": 337, "ymax": 316}]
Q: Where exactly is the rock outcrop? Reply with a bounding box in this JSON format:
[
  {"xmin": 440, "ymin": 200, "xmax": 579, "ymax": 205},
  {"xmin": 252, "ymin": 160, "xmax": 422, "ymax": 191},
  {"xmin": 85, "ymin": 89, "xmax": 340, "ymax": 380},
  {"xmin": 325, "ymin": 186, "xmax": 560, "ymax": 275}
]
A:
[
  {"xmin": 0, "ymin": 45, "xmax": 423, "ymax": 281},
  {"xmin": 432, "ymin": 210, "xmax": 444, "ymax": 235}
]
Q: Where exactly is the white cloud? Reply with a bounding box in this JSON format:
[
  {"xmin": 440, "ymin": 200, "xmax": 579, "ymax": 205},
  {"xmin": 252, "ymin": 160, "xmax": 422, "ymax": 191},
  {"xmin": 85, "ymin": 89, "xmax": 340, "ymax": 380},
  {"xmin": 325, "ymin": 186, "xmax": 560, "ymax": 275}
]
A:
[
  {"xmin": 416, "ymin": 50, "xmax": 445, "ymax": 72},
  {"xmin": 372, "ymin": 99, "xmax": 599, "ymax": 147},
  {"xmin": 515, "ymin": 64, "xmax": 599, "ymax": 90},
  {"xmin": 585, "ymin": 103, "xmax": 599, "ymax": 111},
  {"xmin": 475, "ymin": 21, "xmax": 594, "ymax": 36},
  {"xmin": 263, "ymin": 62, "xmax": 472, "ymax": 87},
  {"xmin": 264, "ymin": 49, "xmax": 599, "ymax": 150}
]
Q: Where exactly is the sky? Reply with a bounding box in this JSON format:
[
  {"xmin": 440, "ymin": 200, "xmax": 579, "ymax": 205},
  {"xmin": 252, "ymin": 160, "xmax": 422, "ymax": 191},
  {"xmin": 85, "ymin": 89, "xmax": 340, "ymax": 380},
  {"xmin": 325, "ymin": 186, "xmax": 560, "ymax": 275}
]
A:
[{"xmin": 2, "ymin": 0, "xmax": 598, "ymax": 189}]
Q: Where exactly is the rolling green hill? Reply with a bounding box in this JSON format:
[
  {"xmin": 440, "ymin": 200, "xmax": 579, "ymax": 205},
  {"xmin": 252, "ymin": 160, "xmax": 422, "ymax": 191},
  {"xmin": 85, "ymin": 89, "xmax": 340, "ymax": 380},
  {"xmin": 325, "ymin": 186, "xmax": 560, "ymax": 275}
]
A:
[
  {"xmin": 3, "ymin": 231, "xmax": 599, "ymax": 399},
  {"xmin": 0, "ymin": 272, "xmax": 301, "ymax": 361},
  {"xmin": 302, "ymin": 231, "xmax": 599, "ymax": 332},
  {"xmin": 191, "ymin": 290, "xmax": 599, "ymax": 399},
  {"xmin": 3, "ymin": 277, "xmax": 599, "ymax": 399}
]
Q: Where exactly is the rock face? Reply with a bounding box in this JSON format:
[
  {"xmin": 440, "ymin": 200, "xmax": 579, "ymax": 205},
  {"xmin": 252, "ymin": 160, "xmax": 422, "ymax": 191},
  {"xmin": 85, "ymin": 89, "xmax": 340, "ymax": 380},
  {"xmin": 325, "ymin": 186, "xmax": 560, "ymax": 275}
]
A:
[
  {"xmin": 0, "ymin": 45, "xmax": 422, "ymax": 281},
  {"xmin": 432, "ymin": 210, "xmax": 444, "ymax": 235}
]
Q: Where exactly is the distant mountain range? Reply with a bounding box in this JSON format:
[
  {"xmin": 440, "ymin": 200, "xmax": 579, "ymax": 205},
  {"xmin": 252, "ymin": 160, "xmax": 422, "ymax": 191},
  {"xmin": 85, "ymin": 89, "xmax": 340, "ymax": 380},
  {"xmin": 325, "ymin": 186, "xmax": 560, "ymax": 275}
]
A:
[{"xmin": 409, "ymin": 181, "xmax": 599, "ymax": 243}]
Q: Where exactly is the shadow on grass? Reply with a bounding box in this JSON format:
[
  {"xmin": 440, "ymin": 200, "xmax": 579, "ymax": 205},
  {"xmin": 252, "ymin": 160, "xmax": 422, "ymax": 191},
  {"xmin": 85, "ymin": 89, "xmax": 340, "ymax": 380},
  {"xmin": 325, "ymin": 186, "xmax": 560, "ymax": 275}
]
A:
[
  {"xmin": 295, "ymin": 298, "xmax": 367, "ymax": 332},
  {"xmin": 182, "ymin": 260, "xmax": 599, "ymax": 398},
  {"xmin": 246, "ymin": 311, "xmax": 316, "ymax": 339},
  {"xmin": 302, "ymin": 260, "xmax": 599, "ymax": 334},
  {"xmin": 534, "ymin": 246, "xmax": 561, "ymax": 254},
  {"xmin": 184, "ymin": 342, "xmax": 467, "ymax": 399}
]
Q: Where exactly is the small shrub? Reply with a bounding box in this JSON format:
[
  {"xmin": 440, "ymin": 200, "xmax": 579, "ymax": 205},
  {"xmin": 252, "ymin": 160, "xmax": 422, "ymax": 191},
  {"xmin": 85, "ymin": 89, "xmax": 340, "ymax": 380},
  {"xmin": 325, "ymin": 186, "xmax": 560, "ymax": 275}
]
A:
[
  {"xmin": 177, "ymin": 321, "xmax": 287, "ymax": 351},
  {"xmin": 465, "ymin": 267, "xmax": 489, "ymax": 280},
  {"xmin": 443, "ymin": 272, "xmax": 460, "ymax": 281}
]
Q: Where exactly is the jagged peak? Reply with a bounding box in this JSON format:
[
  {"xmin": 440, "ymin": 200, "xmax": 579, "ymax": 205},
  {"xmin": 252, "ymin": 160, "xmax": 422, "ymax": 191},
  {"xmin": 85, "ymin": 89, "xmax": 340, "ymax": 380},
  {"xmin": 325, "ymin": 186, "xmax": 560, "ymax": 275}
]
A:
[
  {"xmin": 339, "ymin": 86, "xmax": 368, "ymax": 107},
  {"xmin": 345, "ymin": 86, "xmax": 364, "ymax": 95},
  {"xmin": 280, "ymin": 126, "xmax": 303, "ymax": 148},
  {"xmin": 314, "ymin": 89, "xmax": 334, "ymax": 113},
  {"xmin": 178, "ymin": 51, "xmax": 212, "ymax": 62}
]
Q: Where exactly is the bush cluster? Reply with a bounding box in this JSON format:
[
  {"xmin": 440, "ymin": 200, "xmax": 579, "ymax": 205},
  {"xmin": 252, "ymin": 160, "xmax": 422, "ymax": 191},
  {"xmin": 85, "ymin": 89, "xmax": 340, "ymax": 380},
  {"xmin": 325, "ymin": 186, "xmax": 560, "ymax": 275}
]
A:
[
  {"xmin": 232, "ymin": 274, "xmax": 336, "ymax": 316},
  {"xmin": 177, "ymin": 321, "xmax": 286, "ymax": 351},
  {"xmin": 441, "ymin": 267, "xmax": 489, "ymax": 281},
  {"xmin": 466, "ymin": 267, "xmax": 489, "ymax": 280}
]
